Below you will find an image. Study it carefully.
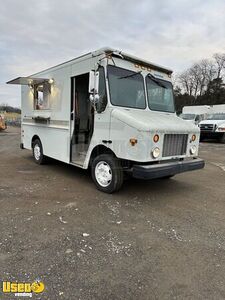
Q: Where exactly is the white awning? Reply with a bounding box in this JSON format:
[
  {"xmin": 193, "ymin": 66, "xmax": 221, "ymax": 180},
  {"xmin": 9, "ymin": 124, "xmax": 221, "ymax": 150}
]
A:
[{"xmin": 7, "ymin": 77, "xmax": 50, "ymax": 85}]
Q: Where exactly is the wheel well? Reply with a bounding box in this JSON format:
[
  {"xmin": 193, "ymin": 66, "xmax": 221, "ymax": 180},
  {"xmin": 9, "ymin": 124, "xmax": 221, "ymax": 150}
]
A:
[
  {"xmin": 89, "ymin": 145, "xmax": 116, "ymax": 166},
  {"xmin": 31, "ymin": 135, "xmax": 41, "ymax": 148}
]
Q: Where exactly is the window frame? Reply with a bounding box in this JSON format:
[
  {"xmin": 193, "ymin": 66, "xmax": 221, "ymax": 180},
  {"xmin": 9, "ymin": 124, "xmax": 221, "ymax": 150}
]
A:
[
  {"xmin": 97, "ymin": 66, "xmax": 108, "ymax": 113},
  {"xmin": 33, "ymin": 82, "xmax": 50, "ymax": 111}
]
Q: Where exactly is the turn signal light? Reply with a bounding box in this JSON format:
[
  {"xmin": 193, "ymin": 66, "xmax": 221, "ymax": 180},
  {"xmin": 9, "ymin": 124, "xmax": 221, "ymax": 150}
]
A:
[
  {"xmin": 130, "ymin": 138, "xmax": 137, "ymax": 146},
  {"xmin": 192, "ymin": 134, "xmax": 196, "ymax": 141},
  {"xmin": 153, "ymin": 134, "xmax": 159, "ymax": 143}
]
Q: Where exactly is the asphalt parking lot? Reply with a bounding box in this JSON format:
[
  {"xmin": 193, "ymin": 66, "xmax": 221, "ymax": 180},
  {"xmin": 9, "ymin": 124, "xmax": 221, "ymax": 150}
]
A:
[{"xmin": 0, "ymin": 127, "xmax": 225, "ymax": 300}]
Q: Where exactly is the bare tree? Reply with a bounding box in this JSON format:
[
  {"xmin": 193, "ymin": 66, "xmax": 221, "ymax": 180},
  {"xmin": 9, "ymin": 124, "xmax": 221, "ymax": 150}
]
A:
[
  {"xmin": 177, "ymin": 53, "xmax": 225, "ymax": 99},
  {"xmin": 197, "ymin": 59, "xmax": 216, "ymax": 96},
  {"xmin": 175, "ymin": 52, "xmax": 225, "ymax": 108},
  {"xmin": 213, "ymin": 53, "xmax": 225, "ymax": 79},
  {"xmin": 189, "ymin": 63, "xmax": 202, "ymax": 97},
  {"xmin": 179, "ymin": 70, "xmax": 195, "ymax": 96}
]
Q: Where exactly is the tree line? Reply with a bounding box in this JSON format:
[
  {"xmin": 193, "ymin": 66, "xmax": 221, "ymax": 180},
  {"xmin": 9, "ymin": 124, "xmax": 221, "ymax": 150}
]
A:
[
  {"xmin": 174, "ymin": 53, "xmax": 225, "ymax": 113},
  {"xmin": 0, "ymin": 103, "xmax": 21, "ymax": 114}
]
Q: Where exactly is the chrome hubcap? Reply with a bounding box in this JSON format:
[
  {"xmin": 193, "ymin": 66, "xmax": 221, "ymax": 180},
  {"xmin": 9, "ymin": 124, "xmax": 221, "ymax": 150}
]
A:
[
  {"xmin": 95, "ymin": 161, "xmax": 112, "ymax": 187},
  {"xmin": 34, "ymin": 144, "xmax": 41, "ymax": 160}
]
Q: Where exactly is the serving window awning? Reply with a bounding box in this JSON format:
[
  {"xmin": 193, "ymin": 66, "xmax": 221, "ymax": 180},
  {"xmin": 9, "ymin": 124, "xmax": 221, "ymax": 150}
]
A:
[{"xmin": 6, "ymin": 77, "xmax": 50, "ymax": 85}]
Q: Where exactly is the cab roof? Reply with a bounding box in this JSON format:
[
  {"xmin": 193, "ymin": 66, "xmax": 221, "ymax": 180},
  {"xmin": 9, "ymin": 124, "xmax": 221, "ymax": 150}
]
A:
[
  {"xmin": 7, "ymin": 47, "xmax": 173, "ymax": 85},
  {"xmin": 33, "ymin": 47, "xmax": 173, "ymax": 75}
]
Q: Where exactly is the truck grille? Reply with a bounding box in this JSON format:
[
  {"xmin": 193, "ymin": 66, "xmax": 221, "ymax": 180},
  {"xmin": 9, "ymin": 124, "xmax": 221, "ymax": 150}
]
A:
[
  {"xmin": 163, "ymin": 134, "xmax": 188, "ymax": 157},
  {"xmin": 199, "ymin": 124, "xmax": 215, "ymax": 132}
]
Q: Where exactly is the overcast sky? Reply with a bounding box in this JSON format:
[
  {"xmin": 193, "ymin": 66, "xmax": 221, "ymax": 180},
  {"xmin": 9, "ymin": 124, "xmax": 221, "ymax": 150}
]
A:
[{"xmin": 1, "ymin": 0, "xmax": 225, "ymax": 107}]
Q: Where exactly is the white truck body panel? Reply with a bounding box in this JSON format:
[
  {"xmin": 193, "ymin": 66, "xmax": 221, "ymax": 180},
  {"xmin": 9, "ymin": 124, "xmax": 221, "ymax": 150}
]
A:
[
  {"xmin": 183, "ymin": 104, "xmax": 225, "ymax": 115},
  {"xmin": 182, "ymin": 105, "xmax": 211, "ymax": 115},
  {"xmin": 211, "ymin": 104, "xmax": 225, "ymax": 113}
]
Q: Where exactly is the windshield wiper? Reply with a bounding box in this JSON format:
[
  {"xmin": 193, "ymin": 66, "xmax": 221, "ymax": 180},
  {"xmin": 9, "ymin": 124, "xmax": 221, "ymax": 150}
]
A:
[
  {"xmin": 147, "ymin": 73, "xmax": 167, "ymax": 89},
  {"xmin": 119, "ymin": 71, "xmax": 142, "ymax": 80}
]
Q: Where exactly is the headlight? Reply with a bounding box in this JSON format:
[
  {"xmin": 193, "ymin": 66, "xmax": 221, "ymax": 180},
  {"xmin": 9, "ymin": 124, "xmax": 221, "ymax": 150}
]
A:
[
  {"xmin": 152, "ymin": 147, "xmax": 160, "ymax": 158},
  {"xmin": 217, "ymin": 127, "xmax": 225, "ymax": 132},
  {"xmin": 190, "ymin": 145, "xmax": 197, "ymax": 155}
]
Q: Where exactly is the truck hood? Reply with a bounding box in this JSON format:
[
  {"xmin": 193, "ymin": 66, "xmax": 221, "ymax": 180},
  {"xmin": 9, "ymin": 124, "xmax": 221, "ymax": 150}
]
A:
[{"xmin": 111, "ymin": 108, "xmax": 199, "ymax": 133}]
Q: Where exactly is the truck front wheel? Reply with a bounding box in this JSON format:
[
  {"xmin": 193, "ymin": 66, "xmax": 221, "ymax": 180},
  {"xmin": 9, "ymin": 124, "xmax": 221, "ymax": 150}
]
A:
[{"xmin": 91, "ymin": 154, "xmax": 124, "ymax": 193}]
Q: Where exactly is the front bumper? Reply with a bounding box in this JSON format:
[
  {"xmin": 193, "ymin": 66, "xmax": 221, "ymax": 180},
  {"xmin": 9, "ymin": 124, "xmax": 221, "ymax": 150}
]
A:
[
  {"xmin": 200, "ymin": 131, "xmax": 223, "ymax": 139},
  {"xmin": 132, "ymin": 158, "xmax": 205, "ymax": 180}
]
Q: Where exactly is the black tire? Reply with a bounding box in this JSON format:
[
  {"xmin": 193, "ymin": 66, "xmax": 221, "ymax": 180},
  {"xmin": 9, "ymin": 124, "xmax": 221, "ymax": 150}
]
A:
[
  {"xmin": 32, "ymin": 139, "xmax": 47, "ymax": 165},
  {"xmin": 91, "ymin": 154, "xmax": 124, "ymax": 193},
  {"xmin": 220, "ymin": 133, "xmax": 225, "ymax": 144}
]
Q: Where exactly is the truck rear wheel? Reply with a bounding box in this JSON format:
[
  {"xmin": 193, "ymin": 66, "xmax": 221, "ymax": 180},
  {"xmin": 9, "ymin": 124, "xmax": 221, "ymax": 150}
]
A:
[
  {"xmin": 32, "ymin": 139, "xmax": 47, "ymax": 165},
  {"xmin": 91, "ymin": 154, "xmax": 124, "ymax": 193}
]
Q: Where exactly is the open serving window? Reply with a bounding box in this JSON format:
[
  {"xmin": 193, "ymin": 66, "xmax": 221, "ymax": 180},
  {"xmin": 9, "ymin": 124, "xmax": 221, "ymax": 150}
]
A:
[{"xmin": 7, "ymin": 77, "xmax": 54, "ymax": 111}]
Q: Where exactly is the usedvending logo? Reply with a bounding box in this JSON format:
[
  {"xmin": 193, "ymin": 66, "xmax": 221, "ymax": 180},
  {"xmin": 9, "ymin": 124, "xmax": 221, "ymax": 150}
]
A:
[{"xmin": 2, "ymin": 280, "xmax": 45, "ymax": 297}]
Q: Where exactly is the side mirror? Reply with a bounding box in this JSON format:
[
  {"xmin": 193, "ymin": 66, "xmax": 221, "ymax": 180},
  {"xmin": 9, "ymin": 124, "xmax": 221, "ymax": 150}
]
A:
[{"xmin": 89, "ymin": 71, "xmax": 99, "ymax": 94}]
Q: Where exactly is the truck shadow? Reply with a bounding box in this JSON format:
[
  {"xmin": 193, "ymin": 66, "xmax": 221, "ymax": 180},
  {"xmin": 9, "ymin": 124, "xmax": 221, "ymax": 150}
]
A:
[
  {"xmin": 24, "ymin": 155, "xmax": 199, "ymax": 202},
  {"xmin": 200, "ymin": 139, "xmax": 222, "ymax": 144},
  {"xmin": 122, "ymin": 177, "xmax": 197, "ymax": 197}
]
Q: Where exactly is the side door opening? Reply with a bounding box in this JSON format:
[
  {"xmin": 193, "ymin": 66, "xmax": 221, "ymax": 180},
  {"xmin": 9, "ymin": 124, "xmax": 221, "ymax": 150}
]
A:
[{"xmin": 71, "ymin": 73, "xmax": 94, "ymax": 165}]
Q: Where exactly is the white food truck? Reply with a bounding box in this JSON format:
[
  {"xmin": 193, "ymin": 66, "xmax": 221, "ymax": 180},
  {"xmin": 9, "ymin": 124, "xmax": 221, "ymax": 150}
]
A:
[{"xmin": 7, "ymin": 48, "xmax": 204, "ymax": 193}]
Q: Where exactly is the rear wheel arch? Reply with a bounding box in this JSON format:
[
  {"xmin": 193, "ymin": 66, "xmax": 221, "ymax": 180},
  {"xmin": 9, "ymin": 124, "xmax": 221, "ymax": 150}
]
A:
[{"xmin": 31, "ymin": 135, "xmax": 41, "ymax": 148}]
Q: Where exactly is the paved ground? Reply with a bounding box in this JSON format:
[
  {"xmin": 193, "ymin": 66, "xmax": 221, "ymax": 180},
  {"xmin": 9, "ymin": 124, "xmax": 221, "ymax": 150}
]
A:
[{"xmin": 0, "ymin": 127, "xmax": 225, "ymax": 300}]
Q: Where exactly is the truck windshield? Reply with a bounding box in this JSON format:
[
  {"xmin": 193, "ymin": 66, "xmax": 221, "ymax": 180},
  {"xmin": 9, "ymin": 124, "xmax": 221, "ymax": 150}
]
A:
[
  {"xmin": 146, "ymin": 76, "xmax": 175, "ymax": 113},
  {"xmin": 107, "ymin": 65, "xmax": 146, "ymax": 109},
  {"xmin": 206, "ymin": 114, "xmax": 225, "ymax": 120}
]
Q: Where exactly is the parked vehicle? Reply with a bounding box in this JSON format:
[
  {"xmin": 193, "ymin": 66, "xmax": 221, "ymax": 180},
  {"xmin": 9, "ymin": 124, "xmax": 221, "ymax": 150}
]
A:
[
  {"xmin": 181, "ymin": 105, "xmax": 211, "ymax": 125},
  {"xmin": 7, "ymin": 47, "xmax": 204, "ymax": 193},
  {"xmin": 0, "ymin": 115, "xmax": 7, "ymax": 131},
  {"xmin": 180, "ymin": 113, "xmax": 205, "ymax": 125},
  {"xmin": 199, "ymin": 113, "xmax": 225, "ymax": 143},
  {"xmin": 183, "ymin": 105, "xmax": 210, "ymax": 114}
]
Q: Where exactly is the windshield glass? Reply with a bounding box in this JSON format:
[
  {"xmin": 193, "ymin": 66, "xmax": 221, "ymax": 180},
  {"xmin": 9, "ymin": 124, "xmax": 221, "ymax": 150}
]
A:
[
  {"xmin": 146, "ymin": 76, "xmax": 175, "ymax": 113},
  {"xmin": 207, "ymin": 113, "xmax": 225, "ymax": 120},
  {"xmin": 107, "ymin": 65, "xmax": 146, "ymax": 109},
  {"xmin": 180, "ymin": 113, "xmax": 195, "ymax": 120}
]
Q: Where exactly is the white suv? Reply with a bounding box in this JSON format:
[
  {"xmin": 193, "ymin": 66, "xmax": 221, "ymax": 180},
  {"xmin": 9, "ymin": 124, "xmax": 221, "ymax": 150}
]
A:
[{"xmin": 199, "ymin": 113, "xmax": 225, "ymax": 143}]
